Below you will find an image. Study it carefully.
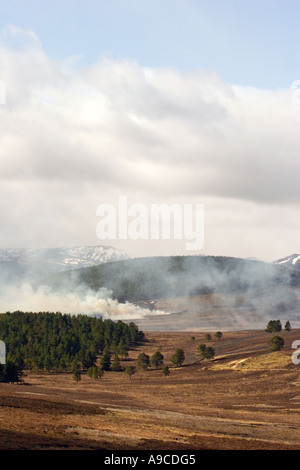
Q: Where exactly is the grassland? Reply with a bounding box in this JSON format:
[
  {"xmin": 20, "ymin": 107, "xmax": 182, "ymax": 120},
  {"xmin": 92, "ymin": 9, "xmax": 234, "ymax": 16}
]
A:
[{"xmin": 0, "ymin": 328, "xmax": 299, "ymax": 450}]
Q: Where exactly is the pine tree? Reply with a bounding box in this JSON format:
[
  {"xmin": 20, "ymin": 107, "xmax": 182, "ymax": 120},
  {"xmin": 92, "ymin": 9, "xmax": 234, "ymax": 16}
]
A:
[
  {"xmin": 201, "ymin": 346, "xmax": 215, "ymax": 361},
  {"xmin": 73, "ymin": 369, "xmax": 81, "ymax": 383},
  {"xmin": 87, "ymin": 366, "xmax": 97, "ymax": 379},
  {"xmin": 4, "ymin": 361, "xmax": 24, "ymax": 384},
  {"xmin": 198, "ymin": 344, "xmax": 206, "ymax": 355},
  {"xmin": 284, "ymin": 321, "xmax": 291, "ymax": 332},
  {"xmin": 111, "ymin": 353, "xmax": 122, "ymax": 371},
  {"xmin": 265, "ymin": 320, "xmax": 282, "ymax": 333},
  {"xmin": 268, "ymin": 336, "xmax": 284, "ymax": 351},
  {"xmin": 171, "ymin": 349, "xmax": 185, "ymax": 367},
  {"xmin": 100, "ymin": 346, "xmax": 111, "ymax": 371},
  {"xmin": 125, "ymin": 365, "xmax": 136, "ymax": 381},
  {"xmin": 150, "ymin": 351, "xmax": 164, "ymax": 369},
  {"xmin": 0, "ymin": 364, "xmax": 4, "ymax": 382},
  {"xmin": 97, "ymin": 366, "xmax": 104, "ymax": 380},
  {"xmin": 137, "ymin": 353, "xmax": 150, "ymax": 371}
]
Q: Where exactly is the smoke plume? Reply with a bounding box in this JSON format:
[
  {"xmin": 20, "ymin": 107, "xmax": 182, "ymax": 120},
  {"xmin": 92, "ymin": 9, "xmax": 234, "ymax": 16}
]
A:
[{"xmin": 0, "ymin": 282, "xmax": 167, "ymax": 321}]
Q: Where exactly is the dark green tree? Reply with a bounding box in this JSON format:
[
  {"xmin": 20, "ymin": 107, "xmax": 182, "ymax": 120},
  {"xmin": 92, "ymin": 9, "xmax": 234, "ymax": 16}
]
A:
[
  {"xmin": 171, "ymin": 349, "xmax": 185, "ymax": 367},
  {"xmin": 117, "ymin": 338, "xmax": 129, "ymax": 359},
  {"xmin": 111, "ymin": 353, "xmax": 122, "ymax": 372},
  {"xmin": 81, "ymin": 349, "xmax": 97, "ymax": 369},
  {"xmin": 205, "ymin": 333, "xmax": 212, "ymax": 342},
  {"xmin": 100, "ymin": 346, "xmax": 111, "ymax": 371},
  {"xmin": 73, "ymin": 369, "xmax": 81, "ymax": 383},
  {"xmin": 197, "ymin": 344, "xmax": 206, "ymax": 355},
  {"xmin": 125, "ymin": 365, "xmax": 136, "ymax": 381},
  {"xmin": 201, "ymin": 346, "xmax": 215, "ymax": 361},
  {"xmin": 87, "ymin": 365, "xmax": 100, "ymax": 379},
  {"xmin": 97, "ymin": 367, "xmax": 104, "ymax": 380},
  {"xmin": 3, "ymin": 361, "xmax": 24, "ymax": 384},
  {"xmin": 268, "ymin": 336, "xmax": 284, "ymax": 352},
  {"xmin": 215, "ymin": 331, "xmax": 223, "ymax": 340},
  {"xmin": 284, "ymin": 321, "xmax": 291, "ymax": 332},
  {"xmin": 150, "ymin": 351, "xmax": 164, "ymax": 369},
  {"xmin": 43, "ymin": 356, "xmax": 52, "ymax": 372},
  {"xmin": 265, "ymin": 320, "xmax": 282, "ymax": 333},
  {"xmin": 162, "ymin": 365, "xmax": 170, "ymax": 377},
  {"xmin": 0, "ymin": 364, "xmax": 4, "ymax": 382},
  {"xmin": 137, "ymin": 352, "xmax": 150, "ymax": 371}
]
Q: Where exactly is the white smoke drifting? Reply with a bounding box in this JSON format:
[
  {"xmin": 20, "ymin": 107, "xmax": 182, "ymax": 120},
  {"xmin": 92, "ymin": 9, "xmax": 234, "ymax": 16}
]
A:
[{"xmin": 0, "ymin": 282, "xmax": 167, "ymax": 320}]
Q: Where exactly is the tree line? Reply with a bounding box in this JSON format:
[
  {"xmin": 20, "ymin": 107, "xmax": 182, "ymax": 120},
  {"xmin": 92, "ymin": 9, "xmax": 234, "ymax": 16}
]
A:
[
  {"xmin": 122, "ymin": 348, "xmax": 186, "ymax": 381},
  {"xmin": 0, "ymin": 311, "xmax": 144, "ymax": 380},
  {"xmin": 122, "ymin": 333, "xmax": 223, "ymax": 381}
]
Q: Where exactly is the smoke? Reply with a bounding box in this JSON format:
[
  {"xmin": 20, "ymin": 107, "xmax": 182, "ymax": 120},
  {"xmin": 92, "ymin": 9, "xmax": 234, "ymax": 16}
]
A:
[
  {"xmin": 0, "ymin": 254, "xmax": 299, "ymax": 330},
  {"xmin": 0, "ymin": 282, "xmax": 168, "ymax": 321}
]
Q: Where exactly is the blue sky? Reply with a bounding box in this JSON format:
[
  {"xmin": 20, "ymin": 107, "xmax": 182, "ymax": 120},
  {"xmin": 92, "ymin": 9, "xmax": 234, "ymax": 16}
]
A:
[{"xmin": 1, "ymin": 0, "xmax": 300, "ymax": 89}]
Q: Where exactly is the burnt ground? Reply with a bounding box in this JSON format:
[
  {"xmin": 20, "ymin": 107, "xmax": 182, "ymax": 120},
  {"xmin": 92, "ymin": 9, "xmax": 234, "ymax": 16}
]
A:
[{"xmin": 0, "ymin": 328, "xmax": 300, "ymax": 450}]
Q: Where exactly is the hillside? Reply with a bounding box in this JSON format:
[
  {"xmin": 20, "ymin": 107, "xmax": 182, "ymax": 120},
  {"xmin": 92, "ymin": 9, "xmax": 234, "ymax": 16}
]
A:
[
  {"xmin": 46, "ymin": 254, "xmax": 300, "ymax": 302},
  {"xmin": 43, "ymin": 255, "xmax": 300, "ymax": 330},
  {"xmin": 273, "ymin": 253, "xmax": 300, "ymax": 272},
  {"xmin": 0, "ymin": 328, "xmax": 299, "ymax": 450},
  {"xmin": 0, "ymin": 245, "xmax": 129, "ymax": 283}
]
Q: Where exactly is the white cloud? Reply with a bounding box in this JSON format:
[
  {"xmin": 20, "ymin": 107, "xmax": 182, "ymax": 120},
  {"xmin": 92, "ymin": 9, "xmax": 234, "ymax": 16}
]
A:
[
  {"xmin": 0, "ymin": 26, "xmax": 299, "ymax": 260},
  {"xmin": 0, "ymin": 24, "xmax": 41, "ymax": 49}
]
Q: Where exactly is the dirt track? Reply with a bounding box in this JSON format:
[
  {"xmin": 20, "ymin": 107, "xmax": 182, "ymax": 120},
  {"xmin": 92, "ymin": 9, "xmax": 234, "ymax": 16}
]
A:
[{"xmin": 0, "ymin": 328, "xmax": 300, "ymax": 450}]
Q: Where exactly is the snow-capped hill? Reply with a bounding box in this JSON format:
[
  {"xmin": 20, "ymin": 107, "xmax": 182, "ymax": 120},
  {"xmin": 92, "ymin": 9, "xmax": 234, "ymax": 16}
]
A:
[
  {"xmin": 273, "ymin": 254, "xmax": 300, "ymax": 271},
  {"xmin": 41, "ymin": 245, "xmax": 130, "ymax": 269},
  {"xmin": 0, "ymin": 245, "xmax": 129, "ymax": 268},
  {"xmin": 0, "ymin": 245, "xmax": 130, "ymax": 282}
]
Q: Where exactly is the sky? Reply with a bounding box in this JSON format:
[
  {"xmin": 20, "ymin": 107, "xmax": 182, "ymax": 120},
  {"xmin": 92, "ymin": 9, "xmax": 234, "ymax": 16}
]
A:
[{"xmin": 0, "ymin": 0, "xmax": 300, "ymax": 262}]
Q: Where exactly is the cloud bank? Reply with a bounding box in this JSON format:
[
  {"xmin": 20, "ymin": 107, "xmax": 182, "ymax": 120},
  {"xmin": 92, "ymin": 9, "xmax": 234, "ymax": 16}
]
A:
[{"xmin": 0, "ymin": 25, "xmax": 299, "ymax": 260}]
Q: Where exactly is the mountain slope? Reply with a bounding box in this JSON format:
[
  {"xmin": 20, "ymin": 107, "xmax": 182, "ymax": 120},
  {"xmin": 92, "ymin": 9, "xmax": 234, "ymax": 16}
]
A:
[
  {"xmin": 0, "ymin": 245, "xmax": 130, "ymax": 283},
  {"xmin": 273, "ymin": 254, "xmax": 300, "ymax": 272},
  {"xmin": 46, "ymin": 254, "xmax": 300, "ymax": 302}
]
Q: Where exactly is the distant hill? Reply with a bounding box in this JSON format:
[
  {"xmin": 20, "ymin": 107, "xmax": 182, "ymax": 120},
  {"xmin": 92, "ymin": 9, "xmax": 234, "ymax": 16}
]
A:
[
  {"xmin": 273, "ymin": 254, "xmax": 300, "ymax": 272},
  {"xmin": 0, "ymin": 245, "xmax": 130, "ymax": 283},
  {"xmin": 45, "ymin": 255, "xmax": 300, "ymax": 303}
]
